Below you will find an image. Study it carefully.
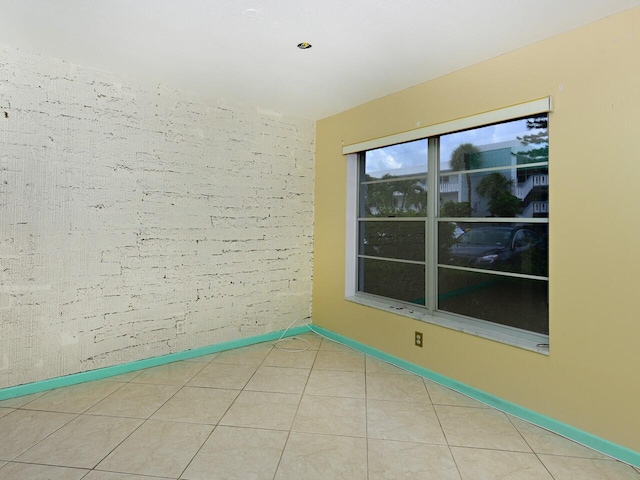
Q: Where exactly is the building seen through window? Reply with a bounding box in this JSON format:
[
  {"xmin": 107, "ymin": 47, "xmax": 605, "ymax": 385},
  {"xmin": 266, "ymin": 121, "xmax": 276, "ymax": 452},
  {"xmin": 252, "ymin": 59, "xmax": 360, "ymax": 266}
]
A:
[{"xmin": 356, "ymin": 114, "xmax": 549, "ymax": 335}]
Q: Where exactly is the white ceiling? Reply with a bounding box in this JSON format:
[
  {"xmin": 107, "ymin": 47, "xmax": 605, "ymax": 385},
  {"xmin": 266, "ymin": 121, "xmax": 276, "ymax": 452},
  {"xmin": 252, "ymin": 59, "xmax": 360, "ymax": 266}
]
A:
[{"xmin": 1, "ymin": 0, "xmax": 639, "ymax": 120}]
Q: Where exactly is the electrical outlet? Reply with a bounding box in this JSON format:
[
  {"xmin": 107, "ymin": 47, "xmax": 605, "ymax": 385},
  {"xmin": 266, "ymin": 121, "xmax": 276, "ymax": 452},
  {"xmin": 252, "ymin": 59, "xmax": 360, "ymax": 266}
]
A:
[
  {"xmin": 415, "ymin": 331, "xmax": 423, "ymax": 347},
  {"xmin": 176, "ymin": 320, "xmax": 186, "ymax": 335}
]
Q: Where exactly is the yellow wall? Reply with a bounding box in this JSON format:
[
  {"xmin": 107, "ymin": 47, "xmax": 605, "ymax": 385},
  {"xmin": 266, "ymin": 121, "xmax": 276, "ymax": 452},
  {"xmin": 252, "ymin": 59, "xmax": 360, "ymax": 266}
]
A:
[{"xmin": 313, "ymin": 7, "xmax": 640, "ymax": 452}]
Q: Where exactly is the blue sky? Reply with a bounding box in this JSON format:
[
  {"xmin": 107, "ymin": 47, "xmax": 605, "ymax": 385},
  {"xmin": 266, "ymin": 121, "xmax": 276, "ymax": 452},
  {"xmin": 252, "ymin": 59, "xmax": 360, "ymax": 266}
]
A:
[{"xmin": 365, "ymin": 118, "xmax": 545, "ymax": 177}]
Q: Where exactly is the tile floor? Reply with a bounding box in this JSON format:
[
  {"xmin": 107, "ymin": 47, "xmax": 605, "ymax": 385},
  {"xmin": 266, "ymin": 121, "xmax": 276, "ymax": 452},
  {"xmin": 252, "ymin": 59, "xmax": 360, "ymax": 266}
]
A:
[{"xmin": 0, "ymin": 332, "xmax": 638, "ymax": 479}]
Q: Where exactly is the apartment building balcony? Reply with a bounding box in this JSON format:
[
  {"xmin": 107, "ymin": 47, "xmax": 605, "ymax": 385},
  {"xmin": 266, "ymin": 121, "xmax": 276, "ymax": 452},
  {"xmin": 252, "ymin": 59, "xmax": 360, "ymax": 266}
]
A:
[{"xmin": 516, "ymin": 174, "xmax": 548, "ymax": 200}]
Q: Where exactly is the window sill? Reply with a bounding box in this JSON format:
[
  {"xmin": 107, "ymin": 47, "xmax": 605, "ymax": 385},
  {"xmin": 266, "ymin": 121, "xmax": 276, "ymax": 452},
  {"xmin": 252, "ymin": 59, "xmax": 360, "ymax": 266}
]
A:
[{"xmin": 345, "ymin": 294, "xmax": 549, "ymax": 355}]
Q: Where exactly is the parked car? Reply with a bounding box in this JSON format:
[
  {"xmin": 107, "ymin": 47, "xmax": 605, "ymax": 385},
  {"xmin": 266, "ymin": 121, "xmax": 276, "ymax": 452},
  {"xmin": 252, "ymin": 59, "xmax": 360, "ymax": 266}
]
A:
[{"xmin": 447, "ymin": 226, "xmax": 547, "ymax": 273}]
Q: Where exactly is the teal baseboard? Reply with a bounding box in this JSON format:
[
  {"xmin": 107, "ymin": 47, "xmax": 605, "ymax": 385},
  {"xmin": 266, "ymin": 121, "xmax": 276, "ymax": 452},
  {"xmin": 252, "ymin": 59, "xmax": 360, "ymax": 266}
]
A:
[
  {"xmin": 309, "ymin": 325, "xmax": 640, "ymax": 469},
  {"xmin": 2, "ymin": 322, "xmax": 637, "ymax": 469},
  {"xmin": 0, "ymin": 325, "xmax": 309, "ymax": 402}
]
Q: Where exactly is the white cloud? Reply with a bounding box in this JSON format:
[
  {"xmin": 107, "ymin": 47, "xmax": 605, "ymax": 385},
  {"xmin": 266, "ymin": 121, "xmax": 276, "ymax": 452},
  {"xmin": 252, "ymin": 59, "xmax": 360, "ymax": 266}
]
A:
[{"xmin": 383, "ymin": 153, "xmax": 401, "ymax": 169}]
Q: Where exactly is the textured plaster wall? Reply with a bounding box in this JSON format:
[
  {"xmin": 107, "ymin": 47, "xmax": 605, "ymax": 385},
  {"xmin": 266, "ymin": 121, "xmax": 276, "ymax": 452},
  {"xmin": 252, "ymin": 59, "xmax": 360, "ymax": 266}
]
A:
[
  {"xmin": 0, "ymin": 45, "xmax": 314, "ymax": 388},
  {"xmin": 314, "ymin": 7, "xmax": 640, "ymax": 452}
]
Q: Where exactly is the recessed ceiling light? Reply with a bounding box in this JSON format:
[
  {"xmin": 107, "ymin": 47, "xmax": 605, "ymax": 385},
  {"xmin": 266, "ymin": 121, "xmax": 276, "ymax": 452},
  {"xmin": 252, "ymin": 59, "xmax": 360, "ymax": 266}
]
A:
[{"xmin": 297, "ymin": 42, "xmax": 312, "ymax": 50}]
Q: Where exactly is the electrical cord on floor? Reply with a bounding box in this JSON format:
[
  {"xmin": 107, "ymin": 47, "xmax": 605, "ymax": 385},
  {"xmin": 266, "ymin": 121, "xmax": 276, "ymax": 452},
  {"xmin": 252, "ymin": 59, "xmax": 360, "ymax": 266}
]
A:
[
  {"xmin": 273, "ymin": 317, "xmax": 311, "ymax": 352},
  {"xmin": 274, "ymin": 318, "xmax": 418, "ymax": 377},
  {"xmin": 273, "ymin": 318, "xmax": 364, "ymax": 354}
]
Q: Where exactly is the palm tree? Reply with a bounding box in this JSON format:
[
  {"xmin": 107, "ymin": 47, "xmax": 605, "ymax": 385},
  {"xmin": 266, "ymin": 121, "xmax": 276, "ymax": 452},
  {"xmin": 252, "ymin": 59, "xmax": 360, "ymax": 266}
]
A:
[
  {"xmin": 477, "ymin": 172, "xmax": 520, "ymax": 217},
  {"xmin": 395, "ymin": 179, "xmax": 426, "ymax": 215},
  {"xmin": 449, "ymin": 143, "xmax": 481, "ymax": 214},
  {"xmin": 364, "ymin": 174, "xmax": 426, "ymax": 217},
  {"xmin": 363, "ymin": 174, "xmax": 397, "ymax": 216}
]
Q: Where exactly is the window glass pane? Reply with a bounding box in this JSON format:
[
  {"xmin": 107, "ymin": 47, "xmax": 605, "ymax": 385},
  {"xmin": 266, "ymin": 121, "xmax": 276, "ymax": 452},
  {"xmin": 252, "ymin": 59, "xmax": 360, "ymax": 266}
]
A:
[
  {"xmin": 364, "ymin": 139, "xmax": 427, "ymax": 179},
  {"xmin": 439, "ymin": 165, "xmax": 548, "ymax": 218},
  {"xmin": 438, "ymin": 222, "xmax": 548, "ymax": 276},
  {"xmin": 438, "ymin": 268, "xmax": 548, "ymax": 334},
  {"xmin": 358, "ymin": 258, "xmax": 425, "ymax": 305},
  {"xmin": 360, "ymin": 178, "xmax": 427, "ymax": 217},
  {"xmin": 353, "ymin": 109, "xmax": 550, "ymax": 340},
  {"xmin": 440, "ymin": 114, "xmax": 548, "ymax": 173},
  {"xmin": 359, "ymin": 221, "xmax": 425, "ymax": 262}
]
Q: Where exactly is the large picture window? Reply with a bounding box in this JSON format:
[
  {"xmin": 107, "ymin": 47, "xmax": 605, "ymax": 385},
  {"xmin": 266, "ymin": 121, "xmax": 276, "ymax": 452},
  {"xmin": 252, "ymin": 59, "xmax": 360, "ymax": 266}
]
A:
[{"xmin": 349, "ymin": 101, "xmax": 549, "ymax": 347}]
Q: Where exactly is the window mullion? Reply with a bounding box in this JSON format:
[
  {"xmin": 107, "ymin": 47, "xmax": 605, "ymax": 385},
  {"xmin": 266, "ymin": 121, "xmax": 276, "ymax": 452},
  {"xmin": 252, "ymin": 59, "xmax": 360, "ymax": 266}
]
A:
[{"xmin": 426, "ymin": 137, "xmax": 439, "ymax": 314}]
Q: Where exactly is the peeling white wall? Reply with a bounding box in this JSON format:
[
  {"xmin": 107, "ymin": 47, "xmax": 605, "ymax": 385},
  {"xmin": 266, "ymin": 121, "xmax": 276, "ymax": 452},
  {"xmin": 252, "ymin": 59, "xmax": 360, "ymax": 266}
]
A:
[{"xmin": 0, "ymin": 45, "xmax": 315, "ymax": 388}]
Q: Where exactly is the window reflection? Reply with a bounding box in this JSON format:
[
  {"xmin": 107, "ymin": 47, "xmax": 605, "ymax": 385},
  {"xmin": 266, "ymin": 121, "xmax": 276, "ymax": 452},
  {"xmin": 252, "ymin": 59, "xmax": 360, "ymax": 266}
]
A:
[
  {"xmin": 359, "ymin": 258, "xmax": 425, "ymax": 306},
  {"xmin": 360, "ymin": 221, "xmax": 425, "ymax": 262},
  {"xmin": 438, "ymin": 223, "xmax": 548, "ymax": 277},
  {"xmin": 439, "ymin": 115, "xmax": 549, "ymax": 219},
  {"xmin": 365, "ymin": 139, "xmax": 427, "ymax": 178},
  {"xmin": 439, "ymin": 167, "xmax": 548, "ymax": 219},
  {"xmin": 438, "ymin": 269, "xmax": 548, "ymax": 335},
  {"xmin": 355, "ymin": 113, "xmax": 550, "ymax": 337},
  {"xmin": 361, "ymin": 178, "xmax": 427, "ymax": 217}
]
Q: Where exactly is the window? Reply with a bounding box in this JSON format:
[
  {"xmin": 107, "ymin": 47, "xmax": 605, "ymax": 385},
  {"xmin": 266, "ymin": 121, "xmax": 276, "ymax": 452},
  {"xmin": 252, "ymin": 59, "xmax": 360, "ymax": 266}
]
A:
[
  {"xmin": 346, "ymin": 100, "xmax": 550, "ymax": 350},
  {"xmin": 358, "ymin": 139, "xmax": 428, "ymax": 304}
]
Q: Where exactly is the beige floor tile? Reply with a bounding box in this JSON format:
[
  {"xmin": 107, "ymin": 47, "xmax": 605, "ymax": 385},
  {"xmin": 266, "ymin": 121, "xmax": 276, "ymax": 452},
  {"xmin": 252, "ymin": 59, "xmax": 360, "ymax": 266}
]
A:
[
  {"xmin": 367, "ymin": 373, "xmax": 430, "ymax": 403},
  {"xmin": 219, "ymin": 390, "xmax": 300, "ymax": 430},
  {"xmin": 263, "ymin": 347, "xmax": 318, "ymax": 368},
  {"xmin": 0, "ymin": 410, "xmax": 75, "ymax": 461},
  {"xmin": 129, "ymin": 361, "xmax": 206, "ymax": 386},
  {"xmin": 0, "ymin": 462, "xmax": 5, "ymax": 470},
  {"xmin": 182, "ymin": 426, "xmax": 288, "ymax": 480},
  {"xmin": 0, "ymin": 408, "xmax": 13, "ymax": 419},
  {"xmin": 368, "ymin": 439, "xmax": 461, "ymax": 480},
  {"xmin": 21, "ymin": 380, "xmax": 125, "ymax": 414},
  {"xmin": 16, "ymin": 414, "xmax": 143, "ymax": 469},
  {"xmin": 319, "ymin": 339, "xmax": 364, "ymax": 354},
  {"xmin": 244, "ymin": 365, "xmax": 310, "ymax": 394},
  {"xmin": 538, "ymin": 454, "xmax": 640, "ymax": 479},
  {"xmin": 313, "ymin": 350, "xmax": 365, "ymax": 372},
  {"xmin": 425, "ymin": 380, "xmax": 489, "ymax": 408},
  {"xmin": 510, "ymin": 417, "xmax": 610, "ymax": 459},
  {"xmin": 97, "ymin": 419, "xmax": 212, "ymax": 478},
  {"xmin": 103, "ymin": 370, "xmax": 144, "ymax": 382},
  {"xmin": 0, "ymin": 462, "xmax": 89, "ymax": 480},
  {"xmin": 366, "ymin": 356, "xmax": 411, "ymax": 375},
  {"xmin": 271, "ymin": 338, "xmax": 317, "ymax": 356},
  {"xmin": 368, "ymin": 399, "xmax": 447, "ymax": 444},
  {"xmin": 282, "ymin": 331, "xmax": 322, "ymax": 350},
  {"xmin": 85, "ymin": 471, "xmax": 174, "ymax": 479},
  {"xmin": 436, "ymin": 405, "xmax": 531, "ymax": 452},
  {"xmin": 292, "ymin": 395, "xmax": 366, "ymax": 437},
  {"xmin": 275, "ymin": 432, "xmax": 367, "ymax": 480},
  {"xmin": 212, "ymin": 343, "xmax": 273, "ymax": 366},
  {"xmin": 0, "ymin": 392, "xmax": 46, "ymax": 408},
  {"xmin": 304, "ymin": 369, "xmax": 365, "ymax": 398},
  {"xmin": 85, "ymin": 383, "xmax": 180, "ymax": 418},
  {"xmin": 452, "ymin": 446, "xmax": 553, "ymax": 480},
  {"xmin": 151, "ymin": 386, "xmax": 239, "ymax": 424},
  {"xmin": 187, "ymin": 363, "xmax": 258, "ymax": 389}
]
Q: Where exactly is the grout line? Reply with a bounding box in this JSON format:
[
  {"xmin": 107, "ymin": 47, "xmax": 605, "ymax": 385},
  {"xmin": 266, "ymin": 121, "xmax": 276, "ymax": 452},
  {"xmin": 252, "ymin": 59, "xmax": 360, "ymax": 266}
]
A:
[
  {"xmin": 6, "ymin": 332, "xmax": 639, "ymax": 477},
  {"xmin": 0, "ymin": 410, "xmax": 80, "ymax": 463},
  {"xmin": 270, "ymin": 340, "xmax": 313, "ymax": 480}
]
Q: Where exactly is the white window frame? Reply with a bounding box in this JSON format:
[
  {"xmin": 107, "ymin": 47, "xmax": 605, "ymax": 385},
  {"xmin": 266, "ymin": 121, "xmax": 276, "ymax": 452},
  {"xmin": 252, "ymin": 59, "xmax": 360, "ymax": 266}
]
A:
[{"xmin": 344, "ymin": 98, "xmax": 552, "ymax": 354}]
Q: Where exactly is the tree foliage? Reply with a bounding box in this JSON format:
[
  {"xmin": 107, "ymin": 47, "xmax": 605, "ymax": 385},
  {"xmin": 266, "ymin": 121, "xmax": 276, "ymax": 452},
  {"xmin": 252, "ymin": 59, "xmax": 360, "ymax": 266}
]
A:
[
  {"xmin": 363, "ymin": 174, "xmax": 426, "ymax": 217},
  {"xmin": 518, "ymin": 115, "xmax": 548, "ymax": 146},
  {"xmin": 477, "ymin": 172, "xmax": 520, "ymax": 217},
  {"xmin": 516, "ymin": 113, "xmax": 549, "ymax": 166},
  {"xmin": 440, "ymin": 200, "xmax": 471, "ymax": 217},
  {"xmin": 449, "ymin": 143, "xmax": 481, "ymax": 208}
]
